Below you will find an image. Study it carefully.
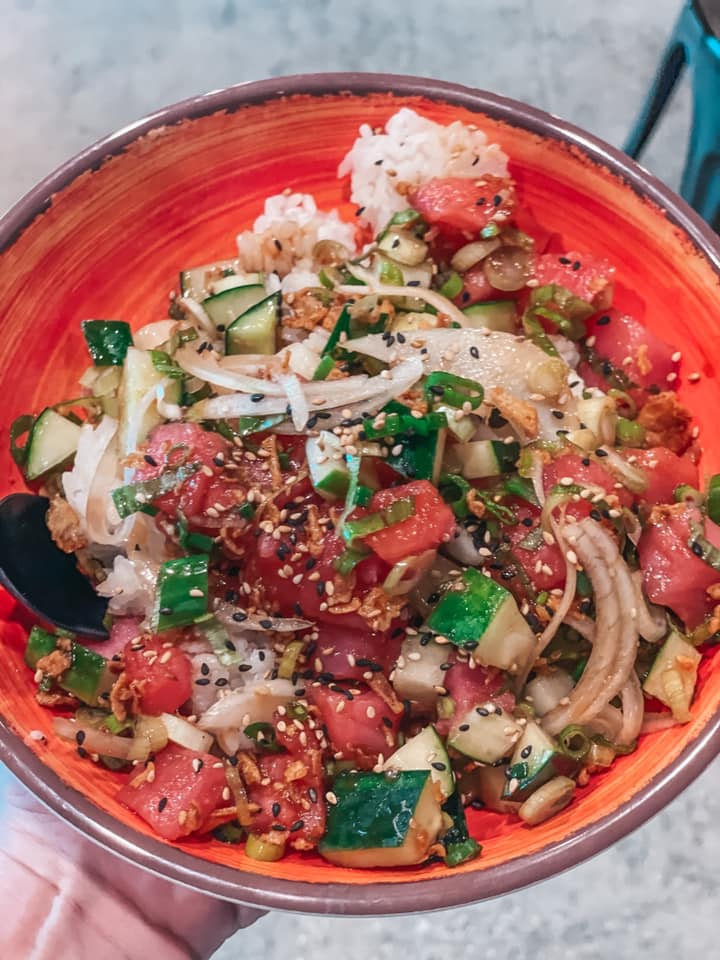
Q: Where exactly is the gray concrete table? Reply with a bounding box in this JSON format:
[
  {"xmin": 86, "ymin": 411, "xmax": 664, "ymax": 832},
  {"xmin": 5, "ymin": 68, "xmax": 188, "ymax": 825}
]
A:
[{"xmin": 0, "ymin": 2, "xmax": 715, "ymax": 958}]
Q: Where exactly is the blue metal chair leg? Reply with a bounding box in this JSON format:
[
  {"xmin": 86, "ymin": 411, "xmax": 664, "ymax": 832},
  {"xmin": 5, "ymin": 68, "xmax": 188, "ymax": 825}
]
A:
[{"xmin": 624, "ymin": 1, "xmax": 720, "ymax": 224}]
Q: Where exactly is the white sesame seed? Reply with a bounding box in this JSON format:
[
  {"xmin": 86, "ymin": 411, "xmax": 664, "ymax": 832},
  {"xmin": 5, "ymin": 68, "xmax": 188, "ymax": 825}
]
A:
[
  {"xmin": 585, "ymin": 336, "xmax": 596, "ymax": 348},
  {"xmin": 28, "ymin": 729, "xmax": 45, "ymax": 741},
  {"xmin": 671, "ymin": 351, "xmax": 682, "ymax": 362},
  {"xmin": 335, "ymin": 700, "xmax": 346, "ymax": 713},
  {"xmin": 559, "ymin": 476, "xmax": 574, "ymax": 486},
  {"xmin": 566, "ymin": 549, "xmax": 579, "ymax": 565},
  {"xmin": 688, "ymin": 372, "xmax": 701, "ymax": 382},
  {"xmin": 666, "ymin": 372, "xmax": 677, "ymax": 383}
]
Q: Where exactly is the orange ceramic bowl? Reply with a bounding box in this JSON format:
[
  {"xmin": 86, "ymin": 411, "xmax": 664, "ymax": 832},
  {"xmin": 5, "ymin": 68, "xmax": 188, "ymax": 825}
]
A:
[{"xmin": 1, "ymin": 74, "xmax": 719, "ymax": 915}]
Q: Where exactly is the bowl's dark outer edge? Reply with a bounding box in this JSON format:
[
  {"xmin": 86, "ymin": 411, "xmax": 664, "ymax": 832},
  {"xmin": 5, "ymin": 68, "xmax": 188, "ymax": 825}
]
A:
[{"xmin": 0, "ymin": 72, "xmax": 718, "ymax": 916}]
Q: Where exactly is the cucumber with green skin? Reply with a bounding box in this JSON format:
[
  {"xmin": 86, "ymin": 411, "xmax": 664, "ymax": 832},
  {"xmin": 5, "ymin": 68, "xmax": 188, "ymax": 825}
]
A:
[
  {"xmin": 203, "ymin": 283, "xmax": 267, "ymax": 333},
  {"xmin": 24, "ymin": 409, "xmax": 82, "ymax": 480},
  {"xmin": 319, "ymin": 770, "xmax": 443, "ymax": 868},
  {"xmin": 383, "ymin": 724, "xmax": 454, "ymax": 800},
  {"xmin": 427, "ymin": 568, "xmax": 536, "ymax": 673},
  {"xmin": 25, "ymin": 626, "xmax": 112, "ymax": 706},
  {"xmin": 179, "ymin": 260, "xmax": 261, "ymax": 301},
  {"xmin": 225, "ymin": 291, "xmax": 280, "ymax": 355},
  {"xmin": 502, "ymin": 720, "xmax": 578, "ymax": 801},
  {"xmin": 81, "ymin": 320, "xmax": 133, "ymax": 366},
  {"xmin": 306, "ymin": 431, "xmax": 350, "ymax": 500},
  {"xmin": 118, "ymin": 347, "xmax": 181, "ymax": 456},
  {"xmin": 452, "ymin": 438, "xmax": 520, "ymax": 479},
  {"xmin": 643, "ymin": 630, "xmax": 701, "ymax": 721},
  {"xmin": 391, "ymin": 635, "xmax": 448, "ymax": 709}
]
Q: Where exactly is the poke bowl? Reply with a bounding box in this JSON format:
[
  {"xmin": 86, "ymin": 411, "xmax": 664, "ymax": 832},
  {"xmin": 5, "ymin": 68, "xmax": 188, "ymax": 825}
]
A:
[{"xmin": 0, "ymin": 73, "xmax": 719, "ymax": 915}]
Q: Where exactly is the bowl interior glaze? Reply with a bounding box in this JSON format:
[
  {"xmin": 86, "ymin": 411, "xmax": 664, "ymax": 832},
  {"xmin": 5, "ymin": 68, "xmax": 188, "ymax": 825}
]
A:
[{"xmin": 0, "ymin": 75, "xmax": 719, "ymax": 914}]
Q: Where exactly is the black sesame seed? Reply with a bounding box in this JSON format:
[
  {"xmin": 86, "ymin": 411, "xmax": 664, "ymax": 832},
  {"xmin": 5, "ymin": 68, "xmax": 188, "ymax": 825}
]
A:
[
  {"xmin": 232, "ymin": 611, "xmax": 248, "ymax": 622},
  {"xmin": 158, "ymin": 797, "xmax": 168, "ymax": 812},
  {"xmin": 492, "ymin": 194, "xmax": 502, "ymax": 206},
  {"xmin": 75, "ymin": 730, "xmax": 86, "ymax": 746},
  {"xmin": 458, "ymin": 723, "xmax": 470, "ymax": 732},
  {"xmin": 397, "ymin": 333, "xmax": 406, "ymax": 344},
  {"xmin": 431, "ymin": 761, "xmax": 447, "ymax": 771},
  {"xmin": 552, "ymin": 410, "xmax": 564, "ymax": 420},
  {"xmin": 306, "ymin": 415, "xmax": 318, "ymax": 430},
  {"xmin": 195, "ymin": 677, "xmax": 211, "ymax": 686},
  {"xmin": 521, "ymin": 517, "xmax": 533, "ymax": 527},
  {"xmin": 476, "ymin": 197, "xmax": 486, "ymax": 206},
  {"xmin": 595, "ymin": 448, "xmax": 608, "ymax": 457},
  {"xmin": 440, "ymin": 662, "xmax": 453, "ymax": 671},
  {"xmin": 581, "ymin": 457, "xmax": 591, "ymax": 466},
  {"xmin": 559, "ymin": 256, "xmax": 571, "ymax": 265},
  {"xmin": 476, "ymin": 707, "xmax": 490, "ymax": 716},
  {"xmin": 143, "ymin": 454, "xmax": 158, "ymax": 467},
  {"xmin": 691, "ymin": 541, "xmax": 704, "ymax": 558},
  {"xmin": 250, "ymin": 393, "xmax": 265, "ymax": 403},
  {"xmin": 521, "ymin": 745, "xmax": 533, "ymax": 759},
  {"xmin": 201, "ymin": 662, "xmax": 210, "ymax": 676},
  {"xmin": 259, "ymin": 651, "xmax": 266, "ymax": 662},
  {"xmin": 274, "ymin": 238, "xmax": 283, "ymax": 252},
  {"xmin": 272, "ymin": 802, "xmax": 281, "ymax": 817},
  {"xmin": 374, "ymin": 158, "xmax": 383, "ymax": 165},
  {"xmin": 160, "ymin": 606, "xmax": 173, "ymax": 617},
  {"xmin": 260, "ymin": 619, "xmax": 273, "ymax": 629},
  {"xmin": 470, "ymin": 346, "xmax": 480, "ymax": 360},
  {"xmin": 572, "ymin": 260, "xmax": 581, "ymax": 271},
  {"xmin": 216, "ymin": 324, "xmax": 226, "ymax": 332},
  {"xmin": 289, "ymin": 819, "xmax": 305, "ymax": 833},
  {"xmin": 271, "ymin": 823, "xmax": 287, "ymax": 832},
  {"xmin": 382, "ymin": 716, "xmax": 393, "ymax": 729},
  {"xmin": 355, "ymin": 206, "xmax": 366, "ymax": 216},
  {"xmin": 215, "ymin": 677, "xmax": 228, "ymax": 686},
  {"xmin": 316, "ymin": 581, "xmax": 326, "ymax": 596},
  {"xmin": 239, "ymin": 663, "xmax": 253, "ymax": 672},
  {"xmin": 407, "ymin": 280, "xmax": 421, "ymax": 287}
]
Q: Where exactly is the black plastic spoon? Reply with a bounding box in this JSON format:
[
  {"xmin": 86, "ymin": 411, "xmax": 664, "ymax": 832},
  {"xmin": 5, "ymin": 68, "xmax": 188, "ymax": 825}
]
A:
[{"xmin": 0, "ymin": 493, "xmax": 109, "ymax": 639}]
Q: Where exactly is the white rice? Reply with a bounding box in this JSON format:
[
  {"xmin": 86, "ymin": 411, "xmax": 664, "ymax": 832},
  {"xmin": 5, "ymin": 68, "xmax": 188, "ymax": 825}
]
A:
[
  {"xmin": 236, "ymin": 192, "xmax": 357, "ymax": 278},
  {"xmin": 338, "ymin": 107, "xmax": 509, "ymax": 233}
]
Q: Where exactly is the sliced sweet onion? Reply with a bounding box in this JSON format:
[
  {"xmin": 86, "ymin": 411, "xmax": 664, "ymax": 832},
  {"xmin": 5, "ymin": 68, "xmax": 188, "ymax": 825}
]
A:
[
  {"xmin": 190, "ymin": 356, "xmax": 424, "ymax": 425},
  {"xmin": 53, "ymin": 717, "xmax": 134, "ymax": 760},
  {"xmin": 450, "ymin": 238, "xmax": 501, "ymax": 273},
  {"xmin": 133, "ymin": 320, "xmax": 178, "ymax": 351},
  {"xmin": 542, "ymin": 519, "xmax": 639, "ymax": 736},
  {"xmin": 175, "ymin": 345, "xmax": 287, "ymax": 395},
  {"xmin": 156, "ymin": 382, "xmax": 182, "ymax": 421},
  {"xmin": 616, "ymin": 670, "xmax": 644, "ymax": 745},
  {"xmin": 278, "ymin": 372, "xmax": 309, "ymax": 432},
  {"xmin": 161, "ymin": 712, "xmax": 214, "ymax": 752},
  {"xmin": 224, "ymin": 758, "xmax": 253, "ymax": 826},
  {"xmin": 382, "ymin": 549, "xmax": 437, "ymax": 597},
  {"xmin": 178, "ymin": 295, "xmax": 215, "ymax": 337},
  {"xmin": 337, "ymin": 265, "xmax": 468, "ymax": 325},
  {"xmin": 483, "ymin": 245, "xmax": 534, "ymax": 291},
  {"xmin": 214, "ymin": 603, "xmax": 313, "ymax": 633},
  {"xmin": 640, "ymin": 712, "xmax": 680, "ymax": 734},
  {"xmin": 198, "ymin": 678, "xmax": 296, "ymax": 754},
  {"xmin": 596, "ymin": 445, "xmax": 648, "ymax": 494}
]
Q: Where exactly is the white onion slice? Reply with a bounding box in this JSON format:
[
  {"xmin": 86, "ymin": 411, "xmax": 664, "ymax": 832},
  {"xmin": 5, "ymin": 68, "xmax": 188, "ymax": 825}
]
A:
[
  {"xmin": 176, "ymin": 345, "xmax": 287, "ymax": 395},
  {"xmin": 278, "ymin": 372, "xmax": 310, "ymax": 432},
  {"xmin": 161, "ymin": 712, "xmax": 214, "ymax": 752},
  {"xmin": 178, "ymin": 296, "xmax": 215, "ymax": 337},
  {"xmin": 214, "ymin": 604, "xmax": 313, "ymax": 633}
]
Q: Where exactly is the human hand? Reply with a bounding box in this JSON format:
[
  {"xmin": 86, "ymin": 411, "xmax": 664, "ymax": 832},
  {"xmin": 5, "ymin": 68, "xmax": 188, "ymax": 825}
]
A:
[{"xmin": 0, "ymin": 783, "xmax": 265, "ymax": 960}]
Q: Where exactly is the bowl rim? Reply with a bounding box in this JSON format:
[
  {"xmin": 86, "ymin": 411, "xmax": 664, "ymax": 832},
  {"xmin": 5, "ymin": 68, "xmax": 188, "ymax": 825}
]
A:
[{"xmin": 1, "ymin": 71, "xmax": 719, "ymax": 915}]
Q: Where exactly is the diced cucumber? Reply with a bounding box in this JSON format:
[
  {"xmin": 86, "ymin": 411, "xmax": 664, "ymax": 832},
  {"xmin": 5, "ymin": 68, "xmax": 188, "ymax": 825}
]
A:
[
  {"xmin": 384, "ymin": 725, "xmax": 454, "ymax": 800},
  {"xmin": 180, "ymin": 259, "xmax": 261, "ymax": 301},
  {"xmin": 25, "ymin": 409, "xmax": 82, "ymax": 480},
  {"xmin": 306, "ymin": 431, "xmax": 350, "ymax": 500},
  {"xmin": 643, "ymin": 629, "xmax": 701, "ymax": 722},
  {"xmin": 448, "ymin": 705, "xmax": 522, "ymax": 764},
  {"xmin": 203, "ymin": 284, "xmax": 267, "ymax": 333},
  {"xmin": 427, "ymin": 568, "xmax": 537, "ymax": 673},
  {"xmin": 225, "ymin": 291, "xmax": 280, "ymax": 356},
  {"xmin": 391, "ymin": 635, "xmax": 448, "ymax": 709},
  {"xmin": 81, "ymin": 320, "xmax": 133, "ymax": 366},
  {"xmin": 25, "ymin": 626, "xmax": 112, "ymax": 705},
  {"xmin": 319, "ymin": 770, "xmax": 443, "ymax": 868},
  {"xmin": 462, "ymin": 300, "xmax": 517, "ymax": 333},
  {"xmin": 118, "ymin": 347, "xmax": 181, "ymax": 456},
  {"xmin": 386, "ymin": 426, "xmax": 446, "ymax": 483},
  {"xmin": 468, "ymin": 764, "xmax": 522, "ymax": 814},
  {"xmin": 434, "ymin": 403, "xmax": 476, "ymax": 442},
  {"xmin": 502, "ymin": 720, "xmax": 575, "ymax": 801},
  {"xmin": 453, "ymin": 439, "xmax": 520, "ymax": 479}
]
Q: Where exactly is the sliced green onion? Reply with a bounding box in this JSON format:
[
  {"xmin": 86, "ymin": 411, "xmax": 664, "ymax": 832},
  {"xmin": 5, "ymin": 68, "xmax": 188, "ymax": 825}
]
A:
[
  {"xmin": 424, "ymin": 371, "xmax": 484, "ymax": 410},
  {"xmin": 439, "ymin": 271, "xmax": 463, "ymax": 300},
  {"xmin": 384, "ymin": 497, "xmax": 414, "ymax": 525},
  {"xmin": 674, "ymin": 484, "xmax": 704, "ymax": 505},
  {"xmin": 322, "ymin": 305, "xmax": 351, "ymax": 356},
  {"xmin": 354, "ymin": 484, "xmax": 374, "ymax": 508},
  {"xmin": 243, "ymin": 722, "xmax": 282, "ymax": 752},
  {"xmin": 212, "ymin": 821, "xmax": 245, "ymax": 844},
  {"xmin": 177, "ymin": 513, "xmax": 215, "ymax": 554},
  {"xmin": 343, "ymin": 513, "xmax": 387, "ymax": 544},
  {"xmin": 245, "ymin": 833, "xmax": 286, "ymax": 861},
  {"xmin": 707, "ymin": 475, "xmax": 720, "ymax": 524},
  {"xmin": 278, "ymin": 640, "xmax": 305, "ymax": 680},
  {"xmin": 688, "ymin": 521, "xmax": 720, "ymax": 571},
  {"xmin": 521, "ymin": 312, "xmax": 560, "ymax": 357},
  {"xmin": 81, "ymin": 320, "xmax": 133, "ymax": 366},
  {"xmin": 615, "ymin": 416, "xmax": 646, "ymax": 447},
  {"xmin": 379, "ymin": 258, "xmax": 404, "ymax": 286},
  {"xmin": 480, "ymin": 222, "xmax": 501, "ymax": 239},
  {"xmin": 312, "ymin": 355, "xmax": 335, "ymax": 380},
  {"xmin": 438, "ymin": 473, "xmax": 472, "ymax": 518},
  {"xmin": 152, "ymin": 555, "xmax": 209, "ymax": 631},
  {"xmin": 503, "ymin": 474, "xmax": 540, "ymax": 506},
  {"xmin": 558, "ymin": 724, "xmax": 591, "ymax": 760},
  {"xmin": 111, "ymin": 463, "xmax": 200, "ymax": 519},
  {"xmin": 334, "ymin": 545, "xmax": 371, "ymax": 575},
  {"xmin": 150, "ymin": 349, "xmax": 185, "ymax": 378},
  {"xmin": 361, "ymin": 409, "xmax": 447, "ymax": 440}
]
